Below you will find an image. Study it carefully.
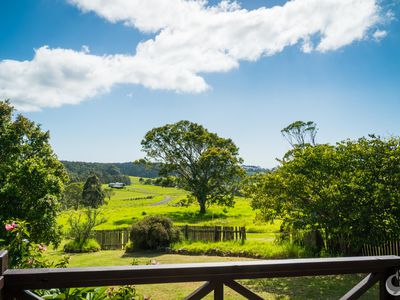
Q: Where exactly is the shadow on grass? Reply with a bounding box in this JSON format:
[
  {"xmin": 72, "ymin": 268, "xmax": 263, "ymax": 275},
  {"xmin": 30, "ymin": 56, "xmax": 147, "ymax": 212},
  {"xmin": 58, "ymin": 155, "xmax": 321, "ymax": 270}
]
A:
[
  {"xmin": 122, "ymin": 251, "xmax": 163, "ymax": 259},
  {"xmin": 113, "ymin": 218, "xmax": 137, "ymax": 226},
  {"xmin": 243, "ymin": 274, "xmax": 378, "ymax": 300},
  {"xmin": 165, "ymin": 211, "xmax": 228, "ymax": 224}
]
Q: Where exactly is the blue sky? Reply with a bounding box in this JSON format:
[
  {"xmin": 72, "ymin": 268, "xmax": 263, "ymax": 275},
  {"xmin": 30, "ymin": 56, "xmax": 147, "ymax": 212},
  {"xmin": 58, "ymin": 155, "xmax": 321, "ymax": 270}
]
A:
[{"xmin": 1, "ymin": 0, "xmax": 399, "ymax": 168}]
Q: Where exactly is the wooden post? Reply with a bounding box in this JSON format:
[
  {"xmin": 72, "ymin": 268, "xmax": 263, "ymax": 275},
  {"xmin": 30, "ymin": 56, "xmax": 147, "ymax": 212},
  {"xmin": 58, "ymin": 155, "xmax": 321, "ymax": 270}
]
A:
[
  {"xmin": 185, "ymin": 225, "xmax": 189, "ymax": 240},
  {"xmin": 240, "ymin": 227, "xmax": 246, "ymax": 243},
  {"xmin": 214, "ymin": 282, "xmax": 223, "ymax": 300},
  {"xmin": 0, "ymin": 250, "xmax": 8, "ymax": 300}
]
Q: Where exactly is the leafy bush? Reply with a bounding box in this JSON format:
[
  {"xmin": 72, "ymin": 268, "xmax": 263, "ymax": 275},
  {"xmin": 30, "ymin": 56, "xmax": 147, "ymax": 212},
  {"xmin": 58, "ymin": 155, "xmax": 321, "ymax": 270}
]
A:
[
  {"xmin": 0, "ymin": 220, "xmax": 69, "ymax": 269},
  {"xmin": 245, "ymin": 135, "xmax": 400, "ymax": 255},
  {"xmin": 36, "ymin": 285, "xmax": 143, "ymax": 299},
  {"xmin": 129, "ymin": 215, "xmax": 181, "ymax": 250},
  {"xmin": 64, "ymin": 238, "xmax": 101, "ymax": 253},
  {"xmin": 65, "ymin": 209, "xmax": 105, "ymax": 253}
]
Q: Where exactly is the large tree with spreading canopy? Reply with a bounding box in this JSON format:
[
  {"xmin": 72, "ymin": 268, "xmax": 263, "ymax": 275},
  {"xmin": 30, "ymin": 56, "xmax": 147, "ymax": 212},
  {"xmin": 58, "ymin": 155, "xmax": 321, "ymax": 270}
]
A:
[
  {"xmin": 0, "ymin": 100, "xmax": 68, "ymax": 245},
  {"xmin": 141, "ymin": 120, "xmax": 245, "ymax": 214}
]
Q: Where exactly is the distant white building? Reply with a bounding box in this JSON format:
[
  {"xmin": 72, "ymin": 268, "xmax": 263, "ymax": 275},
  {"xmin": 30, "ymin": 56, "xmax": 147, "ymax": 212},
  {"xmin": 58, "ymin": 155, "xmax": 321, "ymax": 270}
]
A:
[{"xmin": 108, "ymin": 182, "xmax": 125, "ymax": 189}]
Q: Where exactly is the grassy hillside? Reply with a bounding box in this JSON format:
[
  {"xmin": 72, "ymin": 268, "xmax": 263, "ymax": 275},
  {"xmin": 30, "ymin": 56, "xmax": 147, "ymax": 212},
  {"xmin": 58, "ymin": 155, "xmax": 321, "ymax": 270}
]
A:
[{"xmin": 58, "ymin": 176, "xmax": 279, "ymax": 233}]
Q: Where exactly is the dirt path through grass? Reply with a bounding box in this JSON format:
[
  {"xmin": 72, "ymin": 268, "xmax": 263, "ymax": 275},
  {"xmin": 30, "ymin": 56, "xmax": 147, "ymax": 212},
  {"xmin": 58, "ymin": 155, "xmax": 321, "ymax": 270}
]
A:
[{"xmin": 150, "ymin": 196, "xmax": 172, "ymax": 206}]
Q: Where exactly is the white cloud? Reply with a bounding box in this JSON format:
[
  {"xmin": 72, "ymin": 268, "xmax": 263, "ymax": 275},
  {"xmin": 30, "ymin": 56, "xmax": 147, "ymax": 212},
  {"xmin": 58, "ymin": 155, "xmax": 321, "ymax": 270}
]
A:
[
  {"xmin": 0, "ymin": 0, "xmax": 388, "ymax": 111},
  {"xmin": 373, "ymin": 29, "xmax": 388, "ymax": 40}
]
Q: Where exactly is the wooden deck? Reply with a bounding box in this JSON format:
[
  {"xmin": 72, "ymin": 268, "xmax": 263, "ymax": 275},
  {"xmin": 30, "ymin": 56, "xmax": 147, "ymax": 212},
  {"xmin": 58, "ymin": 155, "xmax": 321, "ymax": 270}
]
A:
[{"xmin": 1, "ymin": 250, "xmax": 400, "ymax": 299}]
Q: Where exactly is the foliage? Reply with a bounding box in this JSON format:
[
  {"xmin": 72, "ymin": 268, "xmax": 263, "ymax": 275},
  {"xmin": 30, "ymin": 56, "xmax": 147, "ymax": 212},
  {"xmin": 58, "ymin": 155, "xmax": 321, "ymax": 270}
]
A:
[
  {"xmin": 281, "ymin": 120, "xmax": 318, "ymax": 148},
  {"xmin": 142, "ymin": 176, "xmax": 177, "ymax": 187},
  {"xmin": 0, "ymin": 220, "xmax": 69, "ymax": 268},
  {"xmin": 64, "ymin": 209, "xmax": 106, "ymax": 253},
  {"xmin": 141, "ymin": 120, "xmax": 245, "ymax": 213},
  {"xmin": 62, "ymin": 160, "xmax": 158, "ymax": 183},
  {"xmin": 103, "ymin": 188, "xmax": 115, "ymax": 201},
  {"xmin": 130, "ymin": 215, "xmax": 181, "ymax": 250},
  {"xmin": 62, "ymin": 182, "xmax": 83, "ymax": 210},
  {"xmin": 36, "ymin": 285, "xmax": 143, "ymax": 300},
  {"xmin": 82, "ymin": 174, "xmax": 105, "ymax": 208},
  {"xmin": 63, "ymin": 238, "xmax": 101, "ymax": 253},
  {"xmin": 0, "ymin": 100, "xmax": 68, "ymax": 246},
  {"xmin": 245, "ymin": 135, "xmax": 400, "ymax": 255}
]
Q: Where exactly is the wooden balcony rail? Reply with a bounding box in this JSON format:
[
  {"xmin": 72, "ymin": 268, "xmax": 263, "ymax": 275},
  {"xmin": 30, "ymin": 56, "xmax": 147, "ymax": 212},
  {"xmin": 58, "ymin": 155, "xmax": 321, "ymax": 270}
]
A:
[{"xmin": 1, "ymin": 250, "xmax": 400, "ymax": 299}]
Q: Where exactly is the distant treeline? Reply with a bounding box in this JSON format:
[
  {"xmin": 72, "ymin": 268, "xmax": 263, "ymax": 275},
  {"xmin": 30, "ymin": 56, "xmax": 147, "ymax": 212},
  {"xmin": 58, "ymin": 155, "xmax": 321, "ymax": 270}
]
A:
[
  {"xmin": 61, "ymin": 161, "xmax": 160, "ymax": 184},
  {"xmin": 61, "ymin": 161, "xmax": 266, "ymax": 184}
]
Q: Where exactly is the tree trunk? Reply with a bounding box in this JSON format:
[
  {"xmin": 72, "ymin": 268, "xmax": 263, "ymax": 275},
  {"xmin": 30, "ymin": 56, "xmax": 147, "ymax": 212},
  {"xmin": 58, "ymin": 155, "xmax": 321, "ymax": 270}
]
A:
[{"xmin": 198, "ymin": 197, "xmax": 206, "ymax": 214}]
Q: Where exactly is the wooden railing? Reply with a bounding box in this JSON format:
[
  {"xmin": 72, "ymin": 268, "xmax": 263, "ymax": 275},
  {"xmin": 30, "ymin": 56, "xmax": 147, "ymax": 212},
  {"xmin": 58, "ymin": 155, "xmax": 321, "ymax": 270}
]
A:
[{"xmin": 1, "ymin": 250, "xmax": 400, "ymax": 299}]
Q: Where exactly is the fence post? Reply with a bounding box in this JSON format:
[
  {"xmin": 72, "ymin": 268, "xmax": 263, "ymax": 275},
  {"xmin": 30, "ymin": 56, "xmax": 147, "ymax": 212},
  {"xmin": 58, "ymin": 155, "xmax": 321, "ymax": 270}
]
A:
[
  {"xmin": 0, "ymin": 250, "xmax": 8, "ymax": 300},
  {"xmin": 184, "ymin": 225, "xmax": 189, "ymax": 240},
  {"xmin": 241, "ymin": 227, "xmax": 246, "ymax": 243}
]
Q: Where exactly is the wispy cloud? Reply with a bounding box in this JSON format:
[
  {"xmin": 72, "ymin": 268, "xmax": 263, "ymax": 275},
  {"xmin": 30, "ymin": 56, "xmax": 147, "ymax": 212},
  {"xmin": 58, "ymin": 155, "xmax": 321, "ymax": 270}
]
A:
[{"xmin": 0, "ymin": 0, "xmax": 388, "ymax": 111}]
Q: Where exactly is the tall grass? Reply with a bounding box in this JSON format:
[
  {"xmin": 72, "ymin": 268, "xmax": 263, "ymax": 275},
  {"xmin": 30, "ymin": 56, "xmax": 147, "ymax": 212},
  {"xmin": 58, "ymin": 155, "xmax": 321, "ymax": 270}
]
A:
[{"xmin": 171, "ymin": 240, "xmax": 307, "ymax": 259}]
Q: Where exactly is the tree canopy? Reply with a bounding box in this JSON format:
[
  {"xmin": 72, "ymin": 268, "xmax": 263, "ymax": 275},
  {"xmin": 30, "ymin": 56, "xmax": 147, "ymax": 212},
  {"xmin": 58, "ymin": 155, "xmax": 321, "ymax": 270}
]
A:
[
  {"xmin": 62, "ymin": 182, "xmax": 83, "ymax": 210},
  {"xmin": 0, "ymin": 100, "xmax": 68, "ymax": 245},
  {"xmin": 141, "ymin": 120, "xmax": 245, "ymax": 213},
  {"xmin": 245, "ymin": 135, "xmax": 400, "ymax": 255},
  {"xmin": 81, "ymin": 174, "xmax": 105, "ymax": 208},
  {"xmin": 281, "ymin": 120, "xmax": 318, "ymax": 148}
]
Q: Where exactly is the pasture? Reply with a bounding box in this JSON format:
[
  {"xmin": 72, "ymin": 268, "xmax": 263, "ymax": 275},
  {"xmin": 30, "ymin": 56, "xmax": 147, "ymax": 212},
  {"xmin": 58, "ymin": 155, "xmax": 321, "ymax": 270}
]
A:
[{"xmin": 58, "ymin": 177, "xmax": 279, "ymax": 234}]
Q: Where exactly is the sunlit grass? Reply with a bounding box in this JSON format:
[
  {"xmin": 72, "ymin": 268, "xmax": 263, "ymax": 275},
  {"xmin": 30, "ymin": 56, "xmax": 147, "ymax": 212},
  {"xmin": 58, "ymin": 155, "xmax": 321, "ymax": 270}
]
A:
[
  {"xmin": 171, "ymin": 240, "xmax": 307, "ymax": 259},
  {"xmin": 58, "ymin": 176, "xmax": 279, "ymax": 234}
]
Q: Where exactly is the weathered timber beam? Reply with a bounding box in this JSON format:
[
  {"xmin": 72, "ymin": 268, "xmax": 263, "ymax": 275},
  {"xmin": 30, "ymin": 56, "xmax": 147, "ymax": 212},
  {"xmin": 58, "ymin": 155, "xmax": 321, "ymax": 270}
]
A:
[
  {"xmin": 340, "ymin": 273, "xmax": 383, "ymax": 300},
  {"xmin": 184, "ymin": 281, "xmax": 214, "ymax": 300},
  {"xmin": 224, "ymin": 280, "xmax": 263, "ymax": 300},
  {"xmin": 3, "ymin": 256, "xmax": 400, "ymax": 290}
]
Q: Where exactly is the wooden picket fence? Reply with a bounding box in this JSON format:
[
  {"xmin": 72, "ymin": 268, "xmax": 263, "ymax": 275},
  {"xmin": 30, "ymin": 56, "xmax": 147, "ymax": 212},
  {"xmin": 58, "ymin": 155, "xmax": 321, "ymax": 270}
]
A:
[
  {"xmin": 93, "ymin": 225, "xmax": 246, "ymax": 249},
  {"xmin": 178, "ymin": 225, "xmax": 246, "ymax": 243},
  {"xmin": 93, "ymin": 229, "xmax": 130, "ymax": 250},
  {"xmin": 362, "ymin": 241, "xmax": 400, "ymax": 256}
]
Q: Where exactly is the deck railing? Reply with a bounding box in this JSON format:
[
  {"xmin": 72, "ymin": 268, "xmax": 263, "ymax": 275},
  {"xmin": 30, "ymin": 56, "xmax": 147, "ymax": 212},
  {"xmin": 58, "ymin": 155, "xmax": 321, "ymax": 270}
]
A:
[{"xmin": 1, "ymin": 250, "xmax": 400, "ymax": 299}]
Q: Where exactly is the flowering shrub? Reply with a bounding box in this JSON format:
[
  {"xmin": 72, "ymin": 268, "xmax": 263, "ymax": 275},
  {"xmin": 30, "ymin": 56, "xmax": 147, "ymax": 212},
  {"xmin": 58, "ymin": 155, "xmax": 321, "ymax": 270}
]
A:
[
  {"xmin": 0, "ymin": 220, "xmax": 69, "ymax": 269},
  {"xmin": 1, "ymin": 221, "xmax": 144, "ymax": 299}
]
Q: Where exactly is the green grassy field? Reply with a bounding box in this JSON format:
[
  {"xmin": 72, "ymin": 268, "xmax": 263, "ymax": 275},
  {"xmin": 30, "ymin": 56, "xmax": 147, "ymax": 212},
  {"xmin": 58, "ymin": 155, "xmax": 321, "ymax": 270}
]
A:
[{"xmin": 58, "ymin": 177, "xmax": 279, "ymax": 234}]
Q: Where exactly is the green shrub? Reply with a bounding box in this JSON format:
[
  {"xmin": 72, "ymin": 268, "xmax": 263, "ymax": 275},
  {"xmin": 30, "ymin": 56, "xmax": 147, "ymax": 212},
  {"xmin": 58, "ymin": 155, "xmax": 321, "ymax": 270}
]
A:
[
  {"xmin": 65, "ymin": 208, "xmax": 105, "ymax": 253},
  {"xmin": 129, "ymin": 215, "xmax": 181, "ymax": 250},
  {"xmin": 36, "ymin": 285, "xmax": 142, "ymax": 299},
  {"xmin": 64, "ymin": 238, "xmax": 101, "ymax": 253}
]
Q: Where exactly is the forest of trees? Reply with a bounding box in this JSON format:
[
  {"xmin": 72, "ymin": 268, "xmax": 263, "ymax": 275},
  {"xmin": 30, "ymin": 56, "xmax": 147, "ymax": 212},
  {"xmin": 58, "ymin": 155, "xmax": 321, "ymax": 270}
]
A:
[{"xmin": 61, "ymin": 161, "xmax": 160, "ymax": 184}]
